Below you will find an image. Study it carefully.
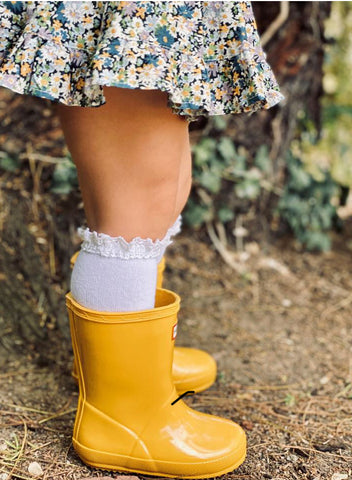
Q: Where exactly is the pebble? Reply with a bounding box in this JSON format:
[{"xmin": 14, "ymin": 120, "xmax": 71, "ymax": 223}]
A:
[
  {"xmin": 320, "ymin": 375, "xmax": 330, "ymax": 385},
  {"xmin": 28, "ymin": 461, "xmax": 43, "ymax": 476},
  {"xmin": 282, "ymin": 298, "xmax": 292, "ymax": 307}
]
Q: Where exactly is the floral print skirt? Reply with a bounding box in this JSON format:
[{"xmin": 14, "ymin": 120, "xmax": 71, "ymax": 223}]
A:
[{"xmin": 0, "ymin": 1, "xmax": 284, "ymax": 122}]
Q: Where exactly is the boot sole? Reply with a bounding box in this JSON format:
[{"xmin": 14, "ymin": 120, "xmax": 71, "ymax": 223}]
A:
[{"xmin": 73, "ymin": 438, "xmax": 246, "ymax": 479}]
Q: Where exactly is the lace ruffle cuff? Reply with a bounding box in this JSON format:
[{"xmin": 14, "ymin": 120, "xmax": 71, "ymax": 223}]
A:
[{"xmin": 77, "ymin": 215, "xmax": 182, "ymax": 260}]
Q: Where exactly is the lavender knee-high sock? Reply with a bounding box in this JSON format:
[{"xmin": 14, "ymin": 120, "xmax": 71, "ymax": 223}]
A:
[{"xmin": 71, "ymin": 216, "xmax": 181, "ymax": 312}]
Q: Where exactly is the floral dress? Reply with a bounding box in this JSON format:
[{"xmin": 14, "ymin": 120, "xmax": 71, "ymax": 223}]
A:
[{"xmin": 0, "ymin": 1, "xmax": 284, "ymax": 122}]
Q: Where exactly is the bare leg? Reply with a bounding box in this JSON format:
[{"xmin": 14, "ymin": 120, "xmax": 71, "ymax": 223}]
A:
[{"xmin": 57, "ymin": 87, "xmax": 192, "ymax": 241}]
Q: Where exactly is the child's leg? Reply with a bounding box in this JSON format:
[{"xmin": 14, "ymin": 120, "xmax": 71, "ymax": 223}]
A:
[
  {"xmin": 57, "ymin": 87, "xmax": 191, "ymax": 241},
  {"xmin": 57, "ymin": 87, "xmax": 191, "ymax": 311}
]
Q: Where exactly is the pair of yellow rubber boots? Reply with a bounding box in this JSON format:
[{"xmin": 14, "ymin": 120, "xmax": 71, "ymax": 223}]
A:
[{"xmin": 67, "ymin": 255, "xmax": 246, "ymax": 478}]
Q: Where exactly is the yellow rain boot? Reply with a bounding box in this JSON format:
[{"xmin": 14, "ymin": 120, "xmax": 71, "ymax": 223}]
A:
[
  {"xmin": 66, "ymin": 289, "xmax": 246, "ymax": 478},
  {"xmin": 156, "ymin": 255, "xmax": 166, "ymax": 289},
  {"xmin": 70, "ymin": 253, "xmax": 216, "ymax": 393}
]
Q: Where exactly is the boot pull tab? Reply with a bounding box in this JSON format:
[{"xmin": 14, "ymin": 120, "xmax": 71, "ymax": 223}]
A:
[{"xmin": 171, "ymin": 390, "xmax": 195, "ymax": 405}]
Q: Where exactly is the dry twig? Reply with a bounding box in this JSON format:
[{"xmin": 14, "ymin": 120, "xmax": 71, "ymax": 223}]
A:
[{"xmin": 261, "ymin": 2, "xmax": 289, "ymax": 47}]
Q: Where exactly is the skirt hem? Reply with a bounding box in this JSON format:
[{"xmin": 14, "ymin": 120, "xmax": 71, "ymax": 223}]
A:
[
  {"xmin": 0, "ymin": 1, "xmax": 284, "ymax": 122},
  {"xmin": 0, "ymin": 75, "xmax": 284, "ymax": 123}
]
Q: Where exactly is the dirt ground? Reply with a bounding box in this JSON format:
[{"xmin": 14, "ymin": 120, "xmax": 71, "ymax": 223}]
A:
[{"xmin": 0, "ymin": 91, "xmax": 352, "ymax": 480}]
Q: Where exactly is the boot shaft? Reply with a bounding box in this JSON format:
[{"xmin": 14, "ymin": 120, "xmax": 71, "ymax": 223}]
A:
[{"xmin": 67, "ymin": 289, "xmax": 180, "ymax": 423}]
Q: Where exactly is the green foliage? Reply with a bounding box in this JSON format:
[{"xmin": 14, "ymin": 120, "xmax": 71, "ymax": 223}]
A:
[
  {"xmin": 318, "ymin": 2, "xmax": 352, "ymax": 187},
  {"xmin": 277, "ymin": 152, "xmax": 338, "ymax": 252},
  {"xmin": 183, "ymin": 198, "xmax": 212, "ymax": 228},
  {"xmin": 254, "ymin": 144, "xmax": 271, "ymax": 174},
  {"xmin": 187, "ymin": 122, "xmax": 339, "ymax": 252},
  {"xmin": 284, "ymin": 394, "xmax": 296, "ymax": 407},
  {"xmin": 185, "ymin": 122, "xmax": 273, "ymax": 228},
  {"xmin": 234, "ymin": 168, "xmax": 262, "ymax": 200},
  {"xmin": 217, "ymin": 206, "xmax": 235, "ymax": 223},
  {"xmin": 50, "ymin": 156, "xmax": 78, "ymax": 194},
  {"xmin": 0, "ymin": 154, "xmax": 20, "ymax": 172}
]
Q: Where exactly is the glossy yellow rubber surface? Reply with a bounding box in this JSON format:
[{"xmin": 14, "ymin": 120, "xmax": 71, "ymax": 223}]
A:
[
  {"xmin": 71, "ymin": 346, "xmax": 217, "ymax": 394},
  {"xmin": 70, "ymin": 250, "xmax": 80, "ymax": 269},
  {"xmin": 173, "ymin": 347, "xmax": 217, "ymax": 393},
  {"xmin": 72, "ymin": 345, "xmax": 217, "ymax": 394},
  {"xmin": 67, "ymin": 289, "xmax": 246, "ymax": 478},
  {"xmin": 156, "ymin": 255, "xmax": 165, "ymax": 289},
  {"xmin": 70, "ymin": 252, "xmax": 217, "ymax": 393}
]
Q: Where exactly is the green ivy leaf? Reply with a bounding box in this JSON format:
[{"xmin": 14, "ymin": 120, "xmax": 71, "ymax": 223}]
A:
[
  {"xmin": 217, "ymin": 136, "xmax": 237, "ymax": 164},
  {"xmin": 192, "ymin": 138, "xmax": 217, "ymax": 167},
  {"xmin": 304, "ymin": 231, "xmax": 331, "ymax": 252},
  {"xmin": 51, "ymin": 158, "xmax": 78, "ymax": 195},
  {"xmin": 254, "ymin": 145, "xmax": 271, "ymax": 173},
  {"xmin": 198, "ymin": 170, "xmax": 221, "ymax": 194},
  {"xmin": 0, "ymin": 155, "xmax": 20, "ymax": 172},
  {"xmin": 183, "ymin": 202, "xmax": 212, "ymax": 228},
  {"xmin": 288, "ymin": 164, "xmax": 311, "ymax": 191},
  {"xmin": 218, "ymin": 207, "xmax": 235, "ymax": 223},
  {"xmin": 235, "ymin": 179, "xmax": 261, "ymax": 200}
]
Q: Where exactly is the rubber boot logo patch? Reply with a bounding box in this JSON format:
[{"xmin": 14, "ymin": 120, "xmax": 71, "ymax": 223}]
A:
[{"xmin": 172, "ymin": 323, "xmax": 178, "ymax": 341}]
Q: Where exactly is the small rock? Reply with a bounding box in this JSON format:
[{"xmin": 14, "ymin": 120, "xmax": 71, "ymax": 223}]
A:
[
  {"xmin": 245, "ymin": 241, "xmax": 260, "ymax": 255},
  {"xmin": 238, "ymin": 251, "xmax": 250, "ymax": 262},
  {"xmin": 232, "ymin": 226, "xmax": 249, "ymax": 238},
  {"xmin": 28, "ymin": 461, "xmax": 43, "ymax": 476},
  {"xmin": 0, "ymin": 442, "xmax": 7, "ymax": 452},
  {"xmin": 331, "ymin": 474, "xmax": 348, "ymax": 480},
  {"xmin": 320, "ymin": 375, "xmax": 330, "ymax": 385},
  {"xmin": 282, "ymin": 298, "xmax": 292, "ymax": 307},
  {"xmin": 0, "ymin": 473, "xmax": 9, "ymax": 480}
]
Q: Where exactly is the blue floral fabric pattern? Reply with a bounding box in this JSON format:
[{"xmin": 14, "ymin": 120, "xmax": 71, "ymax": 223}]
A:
[{"xmin": 0, "ymin": 1, "xmax": 284, "ymax": 122}]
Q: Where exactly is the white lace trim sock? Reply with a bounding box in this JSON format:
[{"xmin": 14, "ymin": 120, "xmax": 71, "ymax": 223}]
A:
[{"xmin": 71, "ymin": 216, "xmax": 182, "ymax": 312}]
